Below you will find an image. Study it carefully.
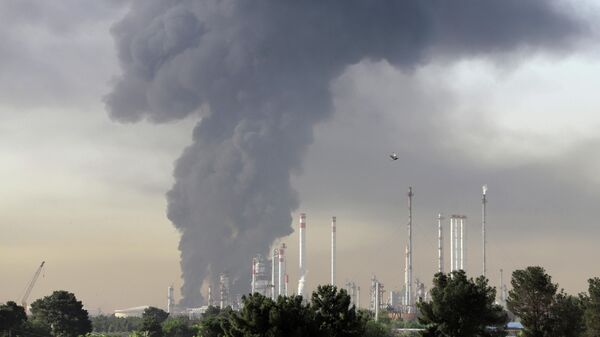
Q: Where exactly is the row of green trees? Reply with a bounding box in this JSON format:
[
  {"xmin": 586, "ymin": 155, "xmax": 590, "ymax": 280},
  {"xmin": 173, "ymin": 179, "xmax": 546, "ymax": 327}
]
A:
[
  {"xmin": 197, "ymin": 285, "xmax": 367, "ymax": 337},
  {"xmin": 1, "ymin": 286, "xmax": 371, "ymax": 337},
  {"xmin": 4, "ymin": 266, "xmax": 600, "ymax": 337},
  {"xmin": 0, "ymin": 290, "xmax": 92, "ymax": 337},
  {"xmin": 506, "ymin": 266, "xmax": 600, "ymax": 337},
  {"xmin": 418, "ymin": 267, "xmax": 600, "ymax": 337}
]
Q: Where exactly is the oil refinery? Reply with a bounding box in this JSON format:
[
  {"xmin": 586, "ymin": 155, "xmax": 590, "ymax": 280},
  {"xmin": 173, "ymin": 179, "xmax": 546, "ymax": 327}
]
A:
[{"xmin": 114, "ymin": 184, "xmax": 502, "ymax": 320}]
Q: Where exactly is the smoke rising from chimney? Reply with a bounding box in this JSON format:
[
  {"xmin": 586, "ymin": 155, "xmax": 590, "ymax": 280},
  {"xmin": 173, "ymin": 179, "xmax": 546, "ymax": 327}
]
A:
[{"xmin": 105, "ymin": 0, "xmax": 584, "ymax": 306}]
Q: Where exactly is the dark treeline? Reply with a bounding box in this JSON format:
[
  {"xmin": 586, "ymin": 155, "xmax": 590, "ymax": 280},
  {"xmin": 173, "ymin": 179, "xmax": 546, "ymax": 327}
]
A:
[{"xmin": 3, "ymin": 266, "xmax": 600, "ymax": 337}]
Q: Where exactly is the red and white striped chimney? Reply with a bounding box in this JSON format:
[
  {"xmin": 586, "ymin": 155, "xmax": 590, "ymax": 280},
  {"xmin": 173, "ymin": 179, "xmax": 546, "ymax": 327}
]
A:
[
  {"xmin": 278, "ymin": 244, "xmax": 286, "ymax": 296},
  {"xmin": 298, "ymin": 213, "xmax": 307, "ymax": 297}
]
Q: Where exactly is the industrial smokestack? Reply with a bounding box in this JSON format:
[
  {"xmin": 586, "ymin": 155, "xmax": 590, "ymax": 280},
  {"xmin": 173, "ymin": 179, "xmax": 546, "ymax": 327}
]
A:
[
  {"xmin": 298, "ymin": 213, "xmax": 307, "ymax": 298},
  {"xmin": 331, "ymin": 216, "xmax": 336, "ymax": 286},
  {"xmin": 207, "ymin": 286, "xmax": 213, "ymax": 307},
  {"xmin": 482, "ymin": 185, "xmax": 488, "ymax": 277},
  {"xmin": 405, "ymin": 187, "xmax": 414, "ymax": 312},
  {"xmin": 437, "ymin": 214, "xmax": 444, "ymax": 274},
  {"xmin": 278, "ymin": 243, "xmax": 286, "ymax": 296},
  {"xmin": 251, "ymin": 258, "xmax": 257, "ymax": 293},
  {"xmin": 271, "ymin": 249, "xmax": 278, "ymax": 300},
  {"xmin": 460, "ymin": 216, "xmax": 466, "ymax": 271},
  {"xmin": 450, "ymin": 217, "xmax": 455, "ymax": 272},
  {"xmin": 167, "ymin": 286, "xmax": 174, "ymax": 313},
  {"xmin": 375, "ymin": 281, "xmax": 380, "ymax": 321},
  {"xmin": 284, "ymin": 274, "xmax": 289, "ymax": 296}
]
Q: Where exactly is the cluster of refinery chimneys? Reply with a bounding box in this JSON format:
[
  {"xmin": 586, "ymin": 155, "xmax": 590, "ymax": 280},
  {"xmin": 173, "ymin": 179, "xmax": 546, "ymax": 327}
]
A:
[
  {"xmin": 250, "ymin": 214, "xmax": 310, "ymax": 300},
  {"xmin": 195, "ymin": 184, "xmax": 492, "ymax": 316}
]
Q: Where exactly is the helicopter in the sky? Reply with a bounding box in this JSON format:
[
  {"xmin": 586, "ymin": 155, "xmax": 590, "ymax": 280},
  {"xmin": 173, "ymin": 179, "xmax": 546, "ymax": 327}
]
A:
[{"xmin": 389, "ymin": 153, "xmax": 399, "ymax": 161}]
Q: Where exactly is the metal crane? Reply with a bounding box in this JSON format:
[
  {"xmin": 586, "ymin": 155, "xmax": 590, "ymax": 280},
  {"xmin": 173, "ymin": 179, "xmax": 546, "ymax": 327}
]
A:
[{"xmin": 21, "ymin": 261, "xmax": 45, "ymax": 310}]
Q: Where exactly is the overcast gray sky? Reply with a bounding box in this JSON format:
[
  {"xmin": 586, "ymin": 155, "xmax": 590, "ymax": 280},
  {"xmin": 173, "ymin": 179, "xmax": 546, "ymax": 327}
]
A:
[{"xmin": 2, "ymin": 0, "xmax": 600, "ymax": 312}]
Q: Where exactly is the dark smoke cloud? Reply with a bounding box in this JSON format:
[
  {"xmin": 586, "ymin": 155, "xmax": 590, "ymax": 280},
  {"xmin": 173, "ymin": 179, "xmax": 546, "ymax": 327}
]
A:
[{"xmin": 105, "ymin": 0, "xmax": 585, "ymax": 306}]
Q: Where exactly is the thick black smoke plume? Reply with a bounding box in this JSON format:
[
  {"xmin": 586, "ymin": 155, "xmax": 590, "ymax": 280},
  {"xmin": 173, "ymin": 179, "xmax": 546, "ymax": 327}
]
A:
[{"xmin": 106, "ymin": 0, "xmax": 583, "ymax": 306}]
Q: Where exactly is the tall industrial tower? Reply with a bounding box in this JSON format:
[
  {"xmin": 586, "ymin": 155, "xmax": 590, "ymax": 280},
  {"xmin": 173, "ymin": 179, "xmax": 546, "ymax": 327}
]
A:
[
  {"xmin": 331, "ymin": 216, "xmax": 336, "ymax": 286},
  {"xmin": 251, "ymin": 255, "xmax": 270, "ymax": 296},
  {"xmin": 251, "ymin": 258, "xmax": 257, "ymax": 293},
  {"xmin": 167, "ymin": 286, "xmax": 174, "ymax": 313},
  {"xmin": 219, "ymin": 274, "xmax": 230, "ymax": 309},
  {"xmin": 298, "ymin": 213, "xmax": 307, "ymax": 298},
  {"xmin": 271, "ymin": 248, "xmax": 278, "ymax": 300},
  {"xmin": 405, "ymin": 187, "xmax": 414, "ymax": 312},
  {"xmin": 437, "ymin": 213, "xmax": 444, "ymax": 274},
  {"xmin": 482, "ymin": 185, "xmax": 488, "ymax": 277},
  {"xmin": 450, "ymin": 215, "xmax": 467, "ymax": 272},
  {"xmin": 278, "ymin": 243, "xmax": 286, "ymax": 296}
]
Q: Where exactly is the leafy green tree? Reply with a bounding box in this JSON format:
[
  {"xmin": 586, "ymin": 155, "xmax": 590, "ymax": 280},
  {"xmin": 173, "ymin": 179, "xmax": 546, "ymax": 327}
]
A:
[
  {"xmin": 310, "ymin": 285, "xmax": 366, "ymax": 337},
  {"xmin": 548, "ymin": 292, "xmax": 583, "ymax": 337},
  {"xmin": 139, "ymin": 307, "xmax": 169, "ymax": 337},
  {"xmin": 161, "ymin": 317, "xmax": 198, "ymax": 337},
  {"xmin": 30, "ymin": 290, "xmax": 92, "ymax": 337},
  {"xmin": 226, "ymin": 294, "xmax": 276, "ymax": 336},
  {"xmin": 507, "ymin": 266, "xmax": 558, "ymax": 337},
  {"xmin": 418, "ymin": 270, "xmax": 508, "ymax": 337},
  {"xmin": 583, "ymin": 278, "xmax": 600, "ymax": 337},
  {"xmin": 203, "ymin": 294, "xmax": 315, "ymax": 337},
  {"xmin": 142, "ymin": 308, "xmax": 169, "ymax": 325},
  {"xmin": 19, "ymin": 319, "xmax": 52, "ymax": 337},
  {"xmin": 0, "ymin": 301, "xmax": 27, "ymax": 336},
  {"xmin": 197, "ymin": 306, "xmax": 232, "ymax": 337},
  {"xmin": 202, "ymin": 288, "xmax": 368, "ymax": 337},
  {"xmin": 270, "ymin": 295, "xmax": 315, "ymax": 337}
]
